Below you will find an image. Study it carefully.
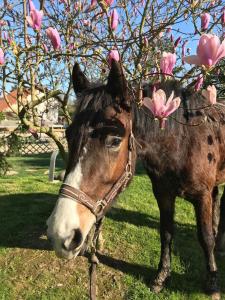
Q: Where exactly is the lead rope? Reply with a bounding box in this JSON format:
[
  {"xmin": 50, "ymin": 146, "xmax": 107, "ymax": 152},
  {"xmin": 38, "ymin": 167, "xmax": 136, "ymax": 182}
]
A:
[{"xmin": 89, "ymin": 218, "xmax": 104, "ymax": 300}]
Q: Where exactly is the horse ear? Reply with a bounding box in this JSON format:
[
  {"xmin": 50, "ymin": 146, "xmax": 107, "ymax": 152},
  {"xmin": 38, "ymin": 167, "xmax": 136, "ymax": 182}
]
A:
[
  {"xmin": 106, "ymin": 60, "xmax": 129, "ymax": 106},
  {"xmin": 72, "ymin": 63, "xmax": 90, "ymax": 94}
]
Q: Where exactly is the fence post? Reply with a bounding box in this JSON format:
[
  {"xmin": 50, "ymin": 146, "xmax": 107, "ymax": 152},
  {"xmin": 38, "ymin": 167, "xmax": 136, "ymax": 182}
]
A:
[{"xmin": 49, "ymin": 150, "xmax": 59, "ymax": 182}]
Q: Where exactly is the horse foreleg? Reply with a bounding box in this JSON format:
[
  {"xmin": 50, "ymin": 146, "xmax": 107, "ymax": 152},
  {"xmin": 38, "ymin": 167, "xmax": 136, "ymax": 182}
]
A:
[
  {"xmin": 151, "ymin": 192, "xmax": 175, "ymax": 293},
  {"xmin": 216, "ymin": 186, "xmax": 225, "ymax": 255},
  {"xmin": 194, "ymin": 193, "xmax": 220, "ymax": 300}
]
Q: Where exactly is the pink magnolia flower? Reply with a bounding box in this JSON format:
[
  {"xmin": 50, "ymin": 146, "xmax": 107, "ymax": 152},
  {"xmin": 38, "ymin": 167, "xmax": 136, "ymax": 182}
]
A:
[
  {"xmin": 194, "ymin": 75, "xmax": 204, "ymax": 91},
  {"xmin": 202, "ymin": 85, "xmax": 217, "ymax": 105},
  {"xmin": 0, "ymin": 20, "xmax": 7, "ymax": 27},
  {"xmin": 105, "ymin": 0, "xmax": 114, "ymax": 6},
  {"xmin": 91, "ymin": 0, "xmax": 97, "ymax": 6},
  {"xmin": 111, "ymin": 9, "xmax": 119, "ymax": 31},
  {"xmin": 201, "ymin": 13, "xmax": 210, "ymax": 30},
  {"xmin": 143, "ymin": 90, "xmax": 181, "ymax": 129},
  {"xmin": 46, "ymin": 27, "xmax": 61, "ymax": 50},
  {"xmin": 28, "ymin": 0, "xmax": 35, "ymax": 12},
  {"xmin": 27, "ymin": 9, "xmax": 43, "ymax": 31},
  {"xmin": 108, "ymin": 49, "xmax": 119, "ymax": 66},
  {"xmin": 3, "ymin": 32, "xmax": 13, "ymax": 45},
  {"xmin": 183, "ymin": 34, "xmax": 225, "ymax": 68},
  {"xmin": 0, "ymin": 48, "xmax": 5, "ymax": 65},
  {"xmin": 26, "ymin": 0, "xmax": 43, "ymax": 31},
  {"xmin": 42, "ymin": 43, "xmax": 48, "ymax": 53},
  {"xmin": 160, "ymin": 52, "xmax": 176, "ymax": 75}
]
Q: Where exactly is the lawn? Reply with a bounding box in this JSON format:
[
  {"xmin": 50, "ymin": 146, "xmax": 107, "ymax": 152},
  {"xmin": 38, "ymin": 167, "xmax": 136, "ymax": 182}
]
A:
[{"xmin": 0, "ymin": 154, "xmax": 225, "ymax": 300}]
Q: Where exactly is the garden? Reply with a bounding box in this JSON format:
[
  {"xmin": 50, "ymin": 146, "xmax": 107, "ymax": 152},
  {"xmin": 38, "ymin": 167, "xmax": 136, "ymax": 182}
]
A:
[
  {"xmin": 0, "ymin": 155, "xmax": 225, "ymax": 299},
  {"xmin": 1, "ymin": 0, "xmax": 225, "ymax": 299}
]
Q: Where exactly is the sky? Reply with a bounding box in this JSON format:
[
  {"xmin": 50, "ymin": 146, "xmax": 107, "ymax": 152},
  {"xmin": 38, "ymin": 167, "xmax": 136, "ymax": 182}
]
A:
[{"xmin": 2, "ymin": 0, "xmax": 223, "ymax": 96}]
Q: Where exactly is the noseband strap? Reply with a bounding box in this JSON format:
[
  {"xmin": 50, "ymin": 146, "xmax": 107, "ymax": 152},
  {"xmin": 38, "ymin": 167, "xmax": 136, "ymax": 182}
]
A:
[{"xmin": 59, "ymin": 133, "xmax": 135, "ymax": 221}]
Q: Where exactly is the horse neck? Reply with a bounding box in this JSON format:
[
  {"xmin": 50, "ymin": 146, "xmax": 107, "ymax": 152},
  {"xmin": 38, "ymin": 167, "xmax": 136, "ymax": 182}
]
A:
[{"xmin": 131, "ymin": 102, "xmax": 186, "ymax": 166}]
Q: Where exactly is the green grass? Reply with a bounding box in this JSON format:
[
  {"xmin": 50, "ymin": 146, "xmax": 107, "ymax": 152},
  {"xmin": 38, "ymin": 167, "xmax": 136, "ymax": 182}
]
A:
[{"xmin": 0, "ymin": 154, "xmax": 225, "ymax": 299}]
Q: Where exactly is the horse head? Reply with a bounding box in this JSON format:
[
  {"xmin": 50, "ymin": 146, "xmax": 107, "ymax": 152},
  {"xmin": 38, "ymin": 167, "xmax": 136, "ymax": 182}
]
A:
[{"xmin": 47, "ymin": 60, "xmax": 136, "ymax": 259}]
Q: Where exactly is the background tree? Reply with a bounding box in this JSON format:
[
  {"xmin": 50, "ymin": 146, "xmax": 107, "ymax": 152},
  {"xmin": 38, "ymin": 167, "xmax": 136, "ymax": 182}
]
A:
[{"xmin": 0, "ymin": 0, "xmax": 225, "ymax": 160}]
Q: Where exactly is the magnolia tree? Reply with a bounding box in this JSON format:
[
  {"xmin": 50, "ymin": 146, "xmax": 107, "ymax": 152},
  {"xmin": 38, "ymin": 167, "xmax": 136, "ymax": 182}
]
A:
[{"xmin": 0, "ymin": 0, "xmax": 225, "ymax": 159}]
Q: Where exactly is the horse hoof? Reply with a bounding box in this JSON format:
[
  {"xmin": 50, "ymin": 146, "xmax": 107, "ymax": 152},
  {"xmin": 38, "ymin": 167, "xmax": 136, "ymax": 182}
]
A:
[
  {"xmin": 150, "ymin": 269, "xmax": 170, "ymax": 294},
  {"xmin": 150, "ymin": 283, "xmax": 164, "ymax": 294},
  {"xmin": 205, "ymin": 272, "xmax": 220, "ymax": 300}
]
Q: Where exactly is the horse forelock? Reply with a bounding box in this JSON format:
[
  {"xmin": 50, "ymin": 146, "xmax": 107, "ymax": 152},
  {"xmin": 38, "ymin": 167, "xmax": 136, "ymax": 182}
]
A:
[{"xmin": 66, "ymin": 85, "xmax": 128, "ymax": 171}]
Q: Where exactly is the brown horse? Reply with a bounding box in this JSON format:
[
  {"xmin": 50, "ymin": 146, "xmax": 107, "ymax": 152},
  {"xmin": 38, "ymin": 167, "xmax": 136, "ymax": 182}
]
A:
[{"xmin": 47, "ymin": 60, "xmax": 225, "ymax": 299}]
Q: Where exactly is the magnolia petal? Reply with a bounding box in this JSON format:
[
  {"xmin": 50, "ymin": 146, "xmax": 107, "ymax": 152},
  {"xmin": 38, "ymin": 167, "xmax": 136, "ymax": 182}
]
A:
[
  {"xmin": 143, "ymin": 98, "xmax": 156, "ymax": 115},
  {"xmin": 216, "ymin": 40, "xmax": 225, "ymax": 62},
  {"xmin": 160, "ymin": 52, "xmax": 176, "ymax": 75},
  {"xmin": 108, "ymin": 49, "xmax": 119, "ymax": 65},
  {"xmin": 166, "ymin": 90, "xmax": 175, "ymax": 105},
  {"xmin": 201, "ymin": 35, "xmax": 220, "ymax": 63},
  {"xmin": 143, "ymin": 97, "xmax": 152, "ymax": 110},
  {"xmin": 111, "ymin": 9, "xmax": 119, "ymax": 31},
  {"xmin": 154, "ymin": 89, "xmax": 167, "ymax": 104},
  {"xmin": 164, "ymin": 97, "xmax": 181, "ymax": 117},
  {"xmin": 26, "ymin": 16, "xmax": 34, "ymax": 27},
  {"xmin": 29, "ymin": 0, "xmax": 36, "ymax": 11},
  {"xmin": 0, "ymin": 48, "xmax": 5, "ymax": 65},
  {"xmin": 152, "ymin": 91, "xmax": 167, "ymax": 117}
]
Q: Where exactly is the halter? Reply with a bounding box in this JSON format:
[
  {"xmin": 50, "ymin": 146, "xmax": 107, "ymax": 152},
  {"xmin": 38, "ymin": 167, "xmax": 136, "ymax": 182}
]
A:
[
  {"xmin": 58, "ymin": 121, "xmax": 135, "ymax": 300},
  {"xmin": 59, "ymin": 131, "xmax": 135, "ymax": 222}
]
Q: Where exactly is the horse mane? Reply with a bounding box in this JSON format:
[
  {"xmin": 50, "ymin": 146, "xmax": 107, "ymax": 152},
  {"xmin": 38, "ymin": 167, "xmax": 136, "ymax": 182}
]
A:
[
  {"xmin": 133, "ymin": 80, "xmax": 225, "ymax": 141},
  {"xmin": 68, "ymin": 79, "xmax": 225, "ymax": 157}
]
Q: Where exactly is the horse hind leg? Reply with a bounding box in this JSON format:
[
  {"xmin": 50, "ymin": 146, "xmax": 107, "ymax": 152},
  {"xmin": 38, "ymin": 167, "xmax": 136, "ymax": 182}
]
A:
[
  {"xmin": 212, "ymin": 186, "xmax": 220, "ymax": 238},
  {"xmin": 151, "ymin": 189, "xmax": 175, "ymax": 293},
  {"xmin": 216, "ymin": 186, "xmax": 225, "ymax": 255},
  {"xmin": 194, "ymin": 192, "xmax": 220, "ymax": 300}
]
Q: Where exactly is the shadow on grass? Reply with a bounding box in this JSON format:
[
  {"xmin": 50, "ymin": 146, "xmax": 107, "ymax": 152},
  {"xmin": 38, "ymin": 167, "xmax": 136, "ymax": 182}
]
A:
[
  {"xmin": 107, "ymin": 206, "xmax": 196, "ymax": 230},
  {"xmin": 10, "ymin": 153, "xmax": 65, "ymax": 169},
  {"xmin": 1, "ymin": 192, "xmax": 225, "ymax": 295},
  {"xmin": 96, "ymin": 253, "xmax": 199, "ymax": 293},
  {"xmin": 106, "ymin": 206, "xmax": 225, "ymax": 294},
  {"xmin": 0, "ymin": 192, "xmax": 57, "ymax": 250}
]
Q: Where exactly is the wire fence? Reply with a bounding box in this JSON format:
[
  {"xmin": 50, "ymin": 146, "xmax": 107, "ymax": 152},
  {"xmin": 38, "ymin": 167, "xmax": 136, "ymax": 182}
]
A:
[{"xmin": 0, "ymin": 132, "xmax": 67, "ymax": 156}]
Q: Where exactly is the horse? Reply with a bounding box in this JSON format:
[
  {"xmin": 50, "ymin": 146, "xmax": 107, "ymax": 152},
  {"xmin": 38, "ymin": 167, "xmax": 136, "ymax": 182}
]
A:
[{"xmin": 47, "ymin": 60, "xmax": 225, "ymax": 299}]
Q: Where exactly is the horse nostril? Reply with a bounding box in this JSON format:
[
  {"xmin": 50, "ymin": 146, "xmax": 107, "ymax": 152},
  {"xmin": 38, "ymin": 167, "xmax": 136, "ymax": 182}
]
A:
[
  {"xmin": 72, "ymin": 228, "xmax": 83, "ymax": 248},
  {"xmin": 62, "ymin": 229, "xmax": 83, "ymax": 251}
]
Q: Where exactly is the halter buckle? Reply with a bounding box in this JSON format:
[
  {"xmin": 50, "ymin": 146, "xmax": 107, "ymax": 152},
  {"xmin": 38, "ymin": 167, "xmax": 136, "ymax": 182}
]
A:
[{"xmin": 93, "ymin": 199, "xmax": 107, "ymax": 217}]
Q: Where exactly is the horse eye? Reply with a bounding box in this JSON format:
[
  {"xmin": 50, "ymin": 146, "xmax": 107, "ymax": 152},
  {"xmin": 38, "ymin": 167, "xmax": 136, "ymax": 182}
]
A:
[{"xmin": 105, "ymin": 136, "xmax": 122, "ymax": 149}]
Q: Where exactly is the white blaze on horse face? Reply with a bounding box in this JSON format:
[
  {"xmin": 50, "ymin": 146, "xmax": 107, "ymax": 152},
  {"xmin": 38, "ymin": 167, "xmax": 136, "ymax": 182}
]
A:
[{"xmin": 47, "ymin": 159, "xmax": 83, "ymax": 257}]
